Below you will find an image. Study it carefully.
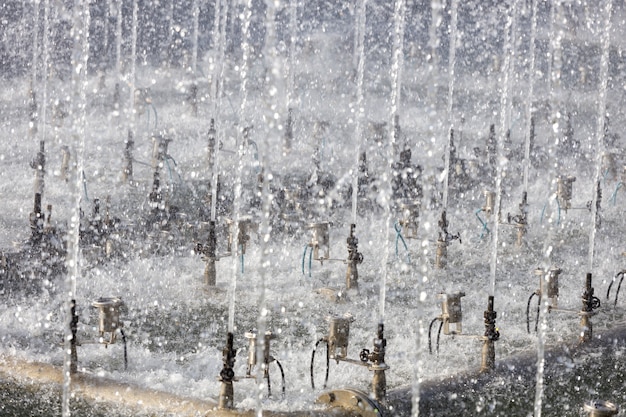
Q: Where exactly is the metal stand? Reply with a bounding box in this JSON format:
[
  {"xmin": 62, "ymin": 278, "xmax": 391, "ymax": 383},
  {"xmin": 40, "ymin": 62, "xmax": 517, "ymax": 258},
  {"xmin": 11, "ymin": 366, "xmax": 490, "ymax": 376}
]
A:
[
  {"xmin": 218, "ymin": 332, "xmax": 236, "ymax": 409},
  {"xmin": 480, "ymin": 296, "xmax": 499, "ymax": 373},
  {"xmin": 580, "ymin": 273, "xmax": 601, "ymax": 344},
  {"xmin": 346, "ymin": 224, "xmax": 363, "ymax": 291}
]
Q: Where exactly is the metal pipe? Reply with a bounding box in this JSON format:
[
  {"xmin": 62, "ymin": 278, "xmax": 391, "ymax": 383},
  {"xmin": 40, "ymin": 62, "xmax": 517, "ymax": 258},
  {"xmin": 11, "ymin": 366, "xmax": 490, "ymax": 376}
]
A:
[
  {"xmin": 218, "ymin": 332, "xmax": 236, "ymax": 409},
  {"xmin": 370, "ymin": 323, "xmax": 388, "ymax": 404},
  {"xmin": 480, "ymin": 296, "xmax": 499, "ymax": 373},
  {"xmin": 345, "ymin": 224, "xmax": 362, "ymax": 291},
  {"xmin": 580, "ymin": 273, "xmax": 600, "ymax": 343},
  {"xmin": 70, "ymin": 299, "xmax": 78, "ymax": 374}
]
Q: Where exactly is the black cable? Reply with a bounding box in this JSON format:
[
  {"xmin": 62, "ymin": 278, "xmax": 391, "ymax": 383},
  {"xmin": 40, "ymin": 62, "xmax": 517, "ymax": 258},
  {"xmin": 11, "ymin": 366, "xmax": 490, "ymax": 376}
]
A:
[
  {"xmin": 324, "ymin": 337, "xmax": 329, "ymax": 389},
  {"xmin": 275, "ymin": 359, "xmax": 286, "ymax": 398},
  {"xmin": 607, "ymin": 277, "xmax": 615, "ymax": 301},
  {"xmin": 120, "ymin": 329, "xmax": 128, "ymax": 370},
  {"xmin": 266, "ymin": 368, "xmax": 272, "ymax": 398},
  {"xmin": 428, "ymin": 317, "xmax": 439, "ymax": 354},
  {"xmin": 526, "ymin": 292, "xmax": 536, "ymax": 334},
  {"xmin": 436, "ymin": 321, "xmax": 444, "ymax": 356},
  {"xmin": 615, "ymin": 271, "xmax": 625, "ymax": 307},
  {"xmin": 310, "ymin": 338, "xmax": 327, "ymax": 389},
  {"xmin": 535, "ymin": 294, "xmax": 541, "ymax": 333}
]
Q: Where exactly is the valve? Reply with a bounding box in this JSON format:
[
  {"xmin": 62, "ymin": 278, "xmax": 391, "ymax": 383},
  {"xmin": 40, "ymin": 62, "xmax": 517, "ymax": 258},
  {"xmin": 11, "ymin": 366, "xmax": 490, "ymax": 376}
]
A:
[
  {"xmin": 398, "ymin": 201, "xmax": 420, "ymax": 239},
  {"xmin": 556, "ymin": 175, "xmax": 576, "ymax": 211},
  {"xmin": 307, "ymin": 222, "xmax": 331, "ymax": 261},
  {"xmin": 482, "ymin": 190, "xmax": 496, "ymax": 216},
  {"xmin": 91, "ymin": 297, "xmax": 128, "ymax": 370},
  {"xmin": 244, "ymin": 330, "xmax": 285, "ymax": 398}
]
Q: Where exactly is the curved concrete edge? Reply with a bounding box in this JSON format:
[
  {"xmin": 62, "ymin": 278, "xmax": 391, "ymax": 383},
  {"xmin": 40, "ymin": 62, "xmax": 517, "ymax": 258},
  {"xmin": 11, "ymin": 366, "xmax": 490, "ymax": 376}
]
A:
[
  {"xmin": 2, "ymin": 325, "xmax": 625, "ymax": 416},
  {"xmin": 386, "ymin": 324, "xmax": 626, "ymax": 415},
  {"xmin": 0, "ymin": 356, "xmax": 341, "ymax": 417},
  {"xmin": 0, "ymin": 356, "xmax": 220, "ymax": 416}
]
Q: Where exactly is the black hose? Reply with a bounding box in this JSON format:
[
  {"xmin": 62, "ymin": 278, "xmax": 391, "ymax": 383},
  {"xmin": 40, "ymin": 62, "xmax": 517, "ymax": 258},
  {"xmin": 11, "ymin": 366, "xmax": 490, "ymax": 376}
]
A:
[
  {"xmin": 310, "ymin": 338, "xmax": 328, "ymax": 389},
  {"xmin": 120, "ymin": 328, "xmax": 128, "ymax": 370},
  {"xmin": 526, "ymin": 292, "xmax": 536, "ymax": 334},
  {"xmin": 436, "ymin": 321, "xmax": 444, "ymax": 356},
  {"xmin": 535, "ymin": 294, "xmax": 541, "ymax": 333},
  {"xmin": 266, "ymin": 367, "xmax": 272, "ymax": 398},
  {"xmin": 615, "ymin": 271, "xmax": 625, "ymax": 307},
  {"xmin": 428, "ymin": 317, "xmax": 439, "ymax": 354},
  {"xmin": 275, "ymin": 359, "xmax": 286, "ymax": 398}
]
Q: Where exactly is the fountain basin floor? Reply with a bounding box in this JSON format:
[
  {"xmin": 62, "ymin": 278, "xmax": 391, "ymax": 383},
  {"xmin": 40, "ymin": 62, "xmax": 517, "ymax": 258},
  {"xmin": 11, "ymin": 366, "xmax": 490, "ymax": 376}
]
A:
[{"xmin": 2, "ymin": 324, "xmax": 626, "ymax": 417}]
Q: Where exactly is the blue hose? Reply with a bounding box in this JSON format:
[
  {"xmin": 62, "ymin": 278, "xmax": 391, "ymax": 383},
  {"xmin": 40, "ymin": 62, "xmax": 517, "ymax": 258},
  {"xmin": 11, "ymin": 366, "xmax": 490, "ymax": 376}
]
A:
[
  {"xmin": 82, "ymin": 170, "xmax": 90, "ymax": 202},
  {"xmin": 309, "ymin": 246, "xmax": 313, "ymax": 277},
  {"xmin": 249, "ymin": 140, "xmax": 260, "ymax": 173},
  {"xmin": 394, "ymin": 222, "xmax": 410, "ymax": 263},
  {"xmin": 239, "ymin": 244, "xmax": 245, "ymax": 274},
  {"xmin": 150, "ymin": 103, "xmax": 158, "ymax": 129},
  {"xmin": 301, "ymin": 245, "xmax": 313, "ymax": 278},
  {"xmin": 302, "ymin": 245, "xmax": 308, "ymax": 276},
  {"xmin": 540, "ymin": 197, "xmax": 561, "ymax": 226},
  {"xmin": 474, "ymin": 208, "xmax": 490, "ymax": 239},
  {"xmin": 610, "ymin": 182, "xmax": 623, "ymax": 206},
  {"xmin": 164, "ymin": 155, "xmax": 183, "ymax": 184}
]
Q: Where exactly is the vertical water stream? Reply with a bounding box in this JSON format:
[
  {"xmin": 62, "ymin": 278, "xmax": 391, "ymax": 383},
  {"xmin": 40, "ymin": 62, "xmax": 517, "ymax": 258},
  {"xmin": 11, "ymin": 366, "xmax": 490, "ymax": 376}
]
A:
[
  {"xmin": 350, "ymin": 0, "xmax": 367, "ymax": 225},
  {"xmin": 490, "ymin": 1, "xmax": 516, "ymax": 296},
  {"xmin": 441, "ymin": 0, "xmax": 458, "ymax": 212},
  {"xmin": 522, "ymin": 0, "xmax": 538, "ymax": 195},
  {"xmin": 587, "ymin": 0, "xmax": 612, "ymax": 274},
  {"xmin": 62, "ymin": 1, "xmax": 89, "ymax": 415}
]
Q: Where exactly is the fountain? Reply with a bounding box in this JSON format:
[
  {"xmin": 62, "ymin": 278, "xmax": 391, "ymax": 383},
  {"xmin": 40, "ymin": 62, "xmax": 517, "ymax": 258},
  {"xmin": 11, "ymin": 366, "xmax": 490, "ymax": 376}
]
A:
[{"xmin": 1, "ymin": 0, "xmax": 626, "ymax": 416}]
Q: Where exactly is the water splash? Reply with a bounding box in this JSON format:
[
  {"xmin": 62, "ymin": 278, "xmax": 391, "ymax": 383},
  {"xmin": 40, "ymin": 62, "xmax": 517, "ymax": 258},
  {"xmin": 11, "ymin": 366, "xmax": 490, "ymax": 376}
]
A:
[{"xmin": 350, "ymin": 0, "xmax": 367, "ymax": 225}]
